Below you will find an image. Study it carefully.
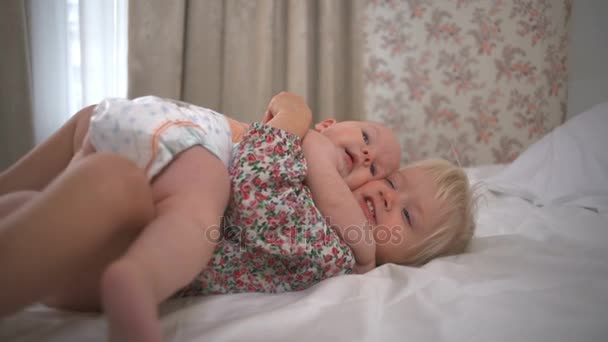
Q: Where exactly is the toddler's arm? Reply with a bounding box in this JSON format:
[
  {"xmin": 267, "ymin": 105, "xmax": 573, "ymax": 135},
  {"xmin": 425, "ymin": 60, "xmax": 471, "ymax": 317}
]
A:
[{"xmin": 303, "ymin": 130, "xmax": 376, "ymax": 273}]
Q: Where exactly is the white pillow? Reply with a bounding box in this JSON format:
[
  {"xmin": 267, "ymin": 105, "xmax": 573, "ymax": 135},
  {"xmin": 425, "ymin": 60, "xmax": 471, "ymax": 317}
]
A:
[{"xmin": 485, "ymin": 102, "xmax": 608, "ymax": 213}]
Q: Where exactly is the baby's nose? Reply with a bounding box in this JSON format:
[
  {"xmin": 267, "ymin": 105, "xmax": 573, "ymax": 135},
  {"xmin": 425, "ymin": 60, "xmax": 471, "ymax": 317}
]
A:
[{"xmin": 361, "ymin": 148, "xmax": 374, "ymax": 165}]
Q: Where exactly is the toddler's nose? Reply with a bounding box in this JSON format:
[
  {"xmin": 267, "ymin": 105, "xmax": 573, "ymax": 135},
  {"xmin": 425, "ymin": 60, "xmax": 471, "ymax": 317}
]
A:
[{"xmin": 379, "ymin": 187, "xmax": 395, "ymax": 211}]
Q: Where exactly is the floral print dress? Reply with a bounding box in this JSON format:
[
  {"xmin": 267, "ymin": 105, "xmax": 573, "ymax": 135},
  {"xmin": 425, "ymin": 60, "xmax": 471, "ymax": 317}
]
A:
[{"xmin": 175, "ymin": 123, "xmax": 355, "ymax": 296}]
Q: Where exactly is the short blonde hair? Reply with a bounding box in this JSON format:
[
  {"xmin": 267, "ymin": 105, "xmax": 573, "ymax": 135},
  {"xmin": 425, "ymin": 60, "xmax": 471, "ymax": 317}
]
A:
[{"xmin": 401, "ymin": 158, "xmax": 476, "ymax": 266}]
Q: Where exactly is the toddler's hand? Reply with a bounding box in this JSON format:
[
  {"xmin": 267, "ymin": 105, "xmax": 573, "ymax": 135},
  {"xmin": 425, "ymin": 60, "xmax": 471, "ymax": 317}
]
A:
[
  {"xmin": 263, "ymin": 92, "xmax": 312, "ymax": 139},
  {"xmin": 354, "ymin": 261, "xmax": 375, "ymax": 274},
  {"xmin": 265, "ymin": 92, "xmax": 310, "ymax": 117}
]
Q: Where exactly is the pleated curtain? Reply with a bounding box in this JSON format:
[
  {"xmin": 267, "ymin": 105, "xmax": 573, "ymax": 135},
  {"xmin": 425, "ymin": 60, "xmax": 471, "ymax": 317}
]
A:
[
  {"xmin": 128, "ymin": 0, "xmax": 366, "ymax": 123},
  {"xmin": 0, "ymin": 1, "xmax": 35, "ymax": 170}
]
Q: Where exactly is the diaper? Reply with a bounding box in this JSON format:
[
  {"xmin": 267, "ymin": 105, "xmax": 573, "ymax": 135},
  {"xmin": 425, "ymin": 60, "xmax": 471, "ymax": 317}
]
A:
[{"xmin": 89, "ymin": 96, "xmax": 233, "ymax": 179}]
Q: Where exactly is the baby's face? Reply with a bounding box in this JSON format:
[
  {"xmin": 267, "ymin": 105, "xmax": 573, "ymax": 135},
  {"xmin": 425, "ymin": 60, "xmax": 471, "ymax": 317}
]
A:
[
  {"xmin": 314, "ymin": 120, "xmax": 401, "ymax": 189},
  {"xmin": 352, "ymin": 167, "xmax": 444, "ymax": 265}
]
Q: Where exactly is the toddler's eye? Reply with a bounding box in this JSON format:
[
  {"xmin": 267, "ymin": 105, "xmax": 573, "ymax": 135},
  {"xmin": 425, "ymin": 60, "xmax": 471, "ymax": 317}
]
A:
[
  {"xmin": 402, "ymin": 209, "xmax": 412, "ymax": 226},
  {"xmin": 362, "ymin": 131, "xmax": 370, "ymax": 145},
  {"xmin": 386, "ymin": 178, "xmax": 396, "ymax": 189},
  {"xmin": 370, "ymin": 163, "xmax": 376, "ymax": 176}
]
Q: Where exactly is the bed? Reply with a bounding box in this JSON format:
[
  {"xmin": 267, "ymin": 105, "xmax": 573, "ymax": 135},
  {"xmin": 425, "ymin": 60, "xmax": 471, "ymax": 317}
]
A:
[{"xmin": 1, "ymin": 104, "xmax": 607, "ymax": 342}]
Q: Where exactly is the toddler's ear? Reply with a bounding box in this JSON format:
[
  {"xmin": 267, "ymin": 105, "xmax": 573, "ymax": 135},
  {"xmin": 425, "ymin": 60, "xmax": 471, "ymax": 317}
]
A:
[{"xmin": 314, "ymin": 119, "xmax": 337, "ymax": 132}]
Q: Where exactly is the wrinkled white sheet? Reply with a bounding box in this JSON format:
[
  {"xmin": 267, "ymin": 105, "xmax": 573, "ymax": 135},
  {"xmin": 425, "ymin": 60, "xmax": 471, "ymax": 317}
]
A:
[
  {"xmin": 1, "ymin": 165, "xmax": 607, "ymax": 342},
  {"xmin": 486, "ymin": 102, "xmax": 608, "ymax": 213}
]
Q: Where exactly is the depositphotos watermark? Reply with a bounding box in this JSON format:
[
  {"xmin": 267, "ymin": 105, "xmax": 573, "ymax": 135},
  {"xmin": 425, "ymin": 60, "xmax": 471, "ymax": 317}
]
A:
[{"xmin": 202, "ymin": 216, "xmax": 405, "ymax": 248}]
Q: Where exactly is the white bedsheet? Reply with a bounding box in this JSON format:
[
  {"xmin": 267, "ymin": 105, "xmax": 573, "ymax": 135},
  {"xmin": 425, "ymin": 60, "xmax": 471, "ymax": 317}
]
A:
[
  {"xmin": 485, "ymin": 102, "xmax": 608, "ymax": 213},
  {"xmin": 1, "ymin": 165, "xmax": 607, "ymax": 342}
]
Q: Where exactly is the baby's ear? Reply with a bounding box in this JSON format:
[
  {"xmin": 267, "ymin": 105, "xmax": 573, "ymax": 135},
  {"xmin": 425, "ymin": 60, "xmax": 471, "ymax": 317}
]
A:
[{"xmin": 314, "ymin": 119, "xmax": 337, "ymax": 132}]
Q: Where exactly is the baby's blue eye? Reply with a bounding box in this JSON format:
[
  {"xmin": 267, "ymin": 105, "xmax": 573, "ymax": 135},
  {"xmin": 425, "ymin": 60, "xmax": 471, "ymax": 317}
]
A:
[
  {"xmin": 402, "ymin": 209, "xmax": 412, "ymax": 226},
  {"xmin": 362, "ymin": 131, "xmax": 370, "ymax": 145}
]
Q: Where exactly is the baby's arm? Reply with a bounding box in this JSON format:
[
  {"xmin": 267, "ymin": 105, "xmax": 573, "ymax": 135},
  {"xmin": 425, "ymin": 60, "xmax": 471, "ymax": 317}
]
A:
[{"xmin": 303, "ymin": 130, "xmax": 376, "ymax": 274}]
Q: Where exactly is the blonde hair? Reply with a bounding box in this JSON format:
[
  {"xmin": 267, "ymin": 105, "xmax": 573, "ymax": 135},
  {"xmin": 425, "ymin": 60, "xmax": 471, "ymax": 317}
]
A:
[{"xmin": 401, "ymin": 158, "xmax": 476, "ymax": 266}]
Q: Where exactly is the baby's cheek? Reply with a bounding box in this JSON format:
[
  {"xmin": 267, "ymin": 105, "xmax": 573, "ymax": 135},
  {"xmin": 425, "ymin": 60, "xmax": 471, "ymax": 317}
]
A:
[
  {"xmin": 344, "ymin": 175, "xmax": 358, "ymax": 190},
  {"xmin": 335, "ymin": 152, "xmax": 349, "ymax": 179},
  {"xmin": 345, "ymin": 171, "xmax": 373, "ymax": 190},
  {"xmin": 376, "ymin": 167, "xmax": 394, "ymax": 180}
]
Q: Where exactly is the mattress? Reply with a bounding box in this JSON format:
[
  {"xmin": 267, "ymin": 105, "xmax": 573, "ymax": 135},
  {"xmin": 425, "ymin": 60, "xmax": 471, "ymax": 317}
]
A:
[{"xmin": 1, "ymin": 104, "xmax": 608, "ymax": 342}]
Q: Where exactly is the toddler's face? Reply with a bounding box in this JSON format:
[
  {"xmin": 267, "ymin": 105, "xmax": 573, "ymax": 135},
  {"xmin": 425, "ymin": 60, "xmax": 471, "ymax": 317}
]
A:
[
  {"xmin": 314, "ymin": 120, "xmax": 401, "ymax": 189},
  {"xmin": 352, "ymin": 167, "xmax": 443, "ymax": 265}
]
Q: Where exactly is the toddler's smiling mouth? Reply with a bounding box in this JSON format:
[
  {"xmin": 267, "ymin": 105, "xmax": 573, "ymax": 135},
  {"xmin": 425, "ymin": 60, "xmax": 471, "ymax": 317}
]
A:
[{"xmin": 358, "ymin": 197, "xmax": 376, "ymax": 224}]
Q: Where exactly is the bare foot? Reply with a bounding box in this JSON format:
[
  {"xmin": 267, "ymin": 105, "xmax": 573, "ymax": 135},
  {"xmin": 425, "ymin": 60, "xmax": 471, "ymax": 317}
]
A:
[{"xmin": 102, "ymin": 260, "xmax": 164, "ymax": 342}]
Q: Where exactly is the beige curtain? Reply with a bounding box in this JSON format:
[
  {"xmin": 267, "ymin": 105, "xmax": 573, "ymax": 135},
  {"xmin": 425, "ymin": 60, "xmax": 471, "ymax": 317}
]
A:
[
  {"xmin": 128, "ymin": 0, "xmax": 365, "ymax": 123},
  {"xmin": 0, "ymin": 0, "xmax": 35, "ymax": 170}
]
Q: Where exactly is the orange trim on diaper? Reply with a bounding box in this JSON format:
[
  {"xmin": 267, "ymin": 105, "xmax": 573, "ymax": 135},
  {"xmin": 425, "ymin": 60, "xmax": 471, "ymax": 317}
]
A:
[
  {"xmin": 145, "ymin": 120, "xmax": 206, "ymax": 174},
  {"xmin": 226, "ymin": 117, "xmax": 250, "ymax": 143}
]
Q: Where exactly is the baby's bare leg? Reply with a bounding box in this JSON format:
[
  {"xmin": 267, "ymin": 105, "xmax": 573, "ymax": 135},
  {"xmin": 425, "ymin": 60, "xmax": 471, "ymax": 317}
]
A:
[
  {"xmin": 0, "ymin": 105, "xmax": 94, "ymax": 195},
  {"xmin": 0, "ymin": 153, "xmax": 154, "ymax": 316},
  {"xmin": 101, "ymin": 147, "xmax": 230, "ymax": 342}
]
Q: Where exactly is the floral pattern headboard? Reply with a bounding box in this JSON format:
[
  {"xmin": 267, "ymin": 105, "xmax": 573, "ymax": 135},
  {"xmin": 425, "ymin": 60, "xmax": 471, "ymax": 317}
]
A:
[{"xmin": 363, "ymin": 0, "xmax": 571, "ymax": 166}]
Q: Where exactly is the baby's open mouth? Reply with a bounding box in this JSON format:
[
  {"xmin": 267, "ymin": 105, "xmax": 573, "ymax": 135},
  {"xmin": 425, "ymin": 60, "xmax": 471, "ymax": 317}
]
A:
[{"xmin": 344, "ymin": 149, "xmax": 355, "ymax": 172}]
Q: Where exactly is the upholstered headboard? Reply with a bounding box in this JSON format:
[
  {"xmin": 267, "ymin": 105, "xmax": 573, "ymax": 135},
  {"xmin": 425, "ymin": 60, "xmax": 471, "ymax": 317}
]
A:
[{"xmin": 364, "ymin": 0, "xmax": 571, "ymax": 166}]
